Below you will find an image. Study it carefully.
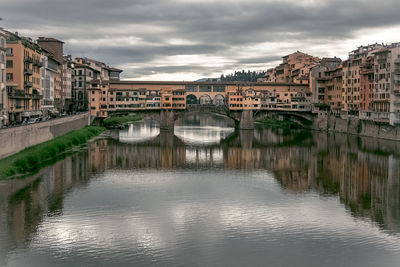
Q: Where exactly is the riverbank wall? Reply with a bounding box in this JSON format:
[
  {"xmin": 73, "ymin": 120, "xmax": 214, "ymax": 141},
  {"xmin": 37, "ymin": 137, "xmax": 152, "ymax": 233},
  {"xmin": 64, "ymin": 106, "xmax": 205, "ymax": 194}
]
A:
[
  {"xmin": 312, "ymin": 114, "xmax": 400, "ymax": 141},
  {"xmin": 0, "ymin": 113, "xmax": 90, "ymax": 159}
]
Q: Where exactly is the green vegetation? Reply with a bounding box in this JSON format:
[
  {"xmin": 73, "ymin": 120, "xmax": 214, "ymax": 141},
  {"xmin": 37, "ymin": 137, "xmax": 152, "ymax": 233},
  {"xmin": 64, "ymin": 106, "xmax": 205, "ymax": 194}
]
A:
[
  {"xmin": 255, "ymin": 118, "xmax": 301, "ymax": 132},
  {"xmin": 102, "ymin": 115, "xmax": 142, "ymax": 129},
  {"xmin": 0, "ymin": 126, "xmax": 105, "ymax": 181}
]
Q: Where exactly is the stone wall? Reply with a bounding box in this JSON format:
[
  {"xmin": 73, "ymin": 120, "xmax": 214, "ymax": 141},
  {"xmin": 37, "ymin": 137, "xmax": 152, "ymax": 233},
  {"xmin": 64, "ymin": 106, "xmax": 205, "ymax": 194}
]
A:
[
  {"xmin": 0, "ymin": 113, "xmax": 90, "ymax": 159},
  {"xmin": 312, "ymin": 114, "xmax": 400, "ymax": 141}
]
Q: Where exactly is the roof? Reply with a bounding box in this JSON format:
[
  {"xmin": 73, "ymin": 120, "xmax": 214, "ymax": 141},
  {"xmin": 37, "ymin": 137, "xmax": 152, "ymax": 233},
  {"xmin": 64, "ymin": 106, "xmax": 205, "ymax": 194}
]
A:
[
  {"xmin": 74, "ymin": 63, "xmax": 101, "ymax": 72},
  {"xmin": 37, "ymin": 37, "xmax": 64, "ymax": 44},
  {"xmin": 105, "ymin": 67, "xmax": 123, "ymax": 72}
]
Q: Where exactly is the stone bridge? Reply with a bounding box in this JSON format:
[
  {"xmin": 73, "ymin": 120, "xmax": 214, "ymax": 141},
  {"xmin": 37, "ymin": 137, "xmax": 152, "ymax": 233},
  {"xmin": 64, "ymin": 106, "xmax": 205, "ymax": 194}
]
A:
[{"xmin": 129, "ymin": 105, "xmax": 315, "ymax": 130}]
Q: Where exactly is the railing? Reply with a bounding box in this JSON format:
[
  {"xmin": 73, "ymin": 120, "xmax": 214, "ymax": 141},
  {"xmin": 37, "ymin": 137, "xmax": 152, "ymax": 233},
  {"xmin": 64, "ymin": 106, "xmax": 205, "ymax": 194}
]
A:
[
  {"xmin": 24, "ymin": 57, "xmax": 33, "ymax": 63},
  {"xmin": 24, "ymin": 81, "xmax": 33, "ymax": 87},
  {"xmin": 33, "ymin": 60, "xmax": 43, "ymax": 67},
  {"xmin": 8, "ymin": 89, "xmax": 29, "ymax": 99},
  {"xmin": 24, "ymin": 68, "xmax": 33, "ymax": 75}
]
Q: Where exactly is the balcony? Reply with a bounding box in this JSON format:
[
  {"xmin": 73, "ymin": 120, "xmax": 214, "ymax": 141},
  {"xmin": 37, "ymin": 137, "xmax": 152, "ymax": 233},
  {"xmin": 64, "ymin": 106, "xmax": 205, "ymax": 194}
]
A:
[
  {"xmin": 8, "ymin": 89, "xmax": 30, "ymax": 99},
  {"xmin": 31, "ymin": 93, "xmax": 43, "ymax": 99},
  {"xmin": 33, "ymin": 60, "xmax": 43, "ymax": 67},
  {"xmin": 24, "ymin": 68, "xmax": 33, "ymax": 76},
  {"xmin": 24, "ymin": 81, "xmax": 33, "ymax": 87},
  {"xmin": 24, "ymin": 56, "xmax": 33, "ymax": 63}
]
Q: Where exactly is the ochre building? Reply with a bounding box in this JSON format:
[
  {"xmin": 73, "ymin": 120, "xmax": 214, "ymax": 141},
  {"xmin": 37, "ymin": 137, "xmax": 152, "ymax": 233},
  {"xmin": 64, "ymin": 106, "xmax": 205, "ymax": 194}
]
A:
[{"xmin": 88, "ymin": 80, "xmax": 311, "ymax": 118}]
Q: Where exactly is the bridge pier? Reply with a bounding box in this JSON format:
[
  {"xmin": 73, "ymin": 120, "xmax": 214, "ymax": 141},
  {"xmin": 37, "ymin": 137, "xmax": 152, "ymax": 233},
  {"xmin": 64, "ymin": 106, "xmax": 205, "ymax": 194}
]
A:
[
  {"xmin": 239, "ymin": 110, "xmax": 254, "ymax": 130},
  {"xmin": 159, "ymin": 110, "xmax": 175, "ymax": 129}
]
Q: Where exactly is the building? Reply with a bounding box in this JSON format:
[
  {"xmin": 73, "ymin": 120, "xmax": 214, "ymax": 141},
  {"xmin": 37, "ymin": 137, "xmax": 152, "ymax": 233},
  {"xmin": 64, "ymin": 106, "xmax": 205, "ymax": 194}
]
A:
[
  {"xmin": 73, "ymin": 57, "xmax": 121, "ymax": 111},
  {"xmin": 275, "ymin": 51, "xmax": 320, "ymax": 84},
  {"xmin": 62, "ymin": 55, "xmax": 74, "ymax": 112},
  {"xmin": 371, "ymin": 44, "xmax": 400, "ymax": 125},
  {"xmin": 5, "ymin": 31, "xmax": 43, "ymax": 123},
  {"xmin": 310, "ymin": 57, "xmax": 342, "ymax": 110},
  {"xmin": 40, "ymin": 53, "xmax": 58, "ymax": 115},
  {"xmin": 37, "ymin": 37, "xmax": 64, "ymax": 111},
  {"xmin": 0, "ymin": 28, "xmax": 7, "ymax": 126},
  {"xmin": 88, "ymin": 81, "xmax": 311, "ymax": 118}
]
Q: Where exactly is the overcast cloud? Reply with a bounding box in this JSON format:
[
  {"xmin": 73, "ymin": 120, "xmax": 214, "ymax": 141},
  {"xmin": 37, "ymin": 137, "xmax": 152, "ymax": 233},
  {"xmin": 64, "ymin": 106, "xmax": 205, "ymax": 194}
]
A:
[{"xmin": 1, "ymin": 0, "xmax": 400, "ymax": 80}]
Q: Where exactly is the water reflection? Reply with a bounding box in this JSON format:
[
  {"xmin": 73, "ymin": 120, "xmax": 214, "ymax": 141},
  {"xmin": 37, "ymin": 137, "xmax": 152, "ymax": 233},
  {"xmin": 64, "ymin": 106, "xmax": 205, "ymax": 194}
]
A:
[
  {"xmin": 1, "ymin": 115, "xmax": 400, "ymax": 266},
  {"xmin": 174, "ymin": 126, "xmax": 235, "ymax": 145},
  {"xmin": 119, "ymin": 122, "xmax": 160, "ymax": 143}
]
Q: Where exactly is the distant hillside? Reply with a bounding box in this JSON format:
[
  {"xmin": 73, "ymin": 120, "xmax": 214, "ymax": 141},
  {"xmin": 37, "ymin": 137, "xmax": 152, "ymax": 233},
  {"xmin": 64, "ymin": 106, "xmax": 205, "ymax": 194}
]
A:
[{"xmin": 220, "ymin": 70, "xmax": 266, "ymax": 82}]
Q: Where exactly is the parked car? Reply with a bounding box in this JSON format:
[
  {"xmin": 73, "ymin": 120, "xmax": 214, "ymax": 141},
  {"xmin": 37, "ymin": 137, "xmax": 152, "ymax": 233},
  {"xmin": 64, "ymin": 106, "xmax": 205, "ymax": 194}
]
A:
[{"xmin": 27, "ymin": 118, "xmax": 40, "ymax": 124}]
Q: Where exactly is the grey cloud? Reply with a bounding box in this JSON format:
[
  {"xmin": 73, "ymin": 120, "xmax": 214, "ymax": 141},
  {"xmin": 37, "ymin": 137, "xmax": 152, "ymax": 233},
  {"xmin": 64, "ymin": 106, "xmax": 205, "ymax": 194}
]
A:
[{"xmin": 2, "ymin": 0, "xmax": 400, "ymax": 79}]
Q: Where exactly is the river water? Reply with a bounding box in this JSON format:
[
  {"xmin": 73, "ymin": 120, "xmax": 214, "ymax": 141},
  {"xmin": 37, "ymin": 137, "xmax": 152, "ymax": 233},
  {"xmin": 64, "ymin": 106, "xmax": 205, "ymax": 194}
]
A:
[{"xmin": 0, "ymin": 114, "xmax": 400, "ymax": 267}]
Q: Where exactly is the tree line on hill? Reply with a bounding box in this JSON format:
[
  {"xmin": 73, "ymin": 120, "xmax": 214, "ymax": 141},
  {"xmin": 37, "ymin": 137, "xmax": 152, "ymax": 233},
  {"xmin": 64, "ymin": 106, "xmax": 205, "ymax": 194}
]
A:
[{"xmin": 219, "ymin": 70, "xmax": 266, "ymax": 82}]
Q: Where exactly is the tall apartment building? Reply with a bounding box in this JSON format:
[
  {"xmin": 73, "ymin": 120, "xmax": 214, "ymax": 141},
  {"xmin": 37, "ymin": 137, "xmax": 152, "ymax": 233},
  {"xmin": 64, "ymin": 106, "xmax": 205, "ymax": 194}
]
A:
[
  {"xmin": 0, "ymin": 28, "xmax": 7, "ymax": 126},
  {"xmin": 37, "ymin": 37, "xmax": 64, "ymax": 111},
  {"xmin": 5, "ymin": 31, "xmax": 43, "ymax": 123},
  {"xmin": 73, "ymin": 57, "xmax": 121, "ymax": 111},
  {"xmin": 371, "ymin": 43, "xmax": 400, "ymax": 125},
  {"xmin": 275, "ymin": 51, "xmax": 320, "ymax": 84},
  {"xmin": 63, "ymin": 55, "xmax": 74, "ymax": 112},
  {"xmin": 40, "ymin": 53, "xmax": 58, "ymax": 115},
  {"xmin": 310, "ymin": 57, "xmax": 342, "ymax": 108}
]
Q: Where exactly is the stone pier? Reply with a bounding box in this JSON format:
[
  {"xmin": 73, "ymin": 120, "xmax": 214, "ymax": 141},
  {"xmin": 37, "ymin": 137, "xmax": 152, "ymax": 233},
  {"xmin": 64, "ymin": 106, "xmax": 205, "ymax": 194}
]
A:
[
  {"xmin": 159, "ymin": 110, "xmax": 175, "ymax": 129},
  {"xmin": 239, "ymin": 110, "xmax": 254, "ymax": 130}
]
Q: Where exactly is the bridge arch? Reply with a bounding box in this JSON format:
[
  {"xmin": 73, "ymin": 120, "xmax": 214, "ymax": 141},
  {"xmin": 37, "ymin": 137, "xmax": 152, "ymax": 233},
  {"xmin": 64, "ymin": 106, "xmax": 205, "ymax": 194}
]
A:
[
  {"xmin": 212, "ymin": 94, "xmax": 225, "ymax": 106},
  {"xmin": 186, "ymin": 94, "xmax": 198, "ymax": 105},
  {"xmin": 199, "ymin": 95, "xmax": 212, "ymax": 105}
]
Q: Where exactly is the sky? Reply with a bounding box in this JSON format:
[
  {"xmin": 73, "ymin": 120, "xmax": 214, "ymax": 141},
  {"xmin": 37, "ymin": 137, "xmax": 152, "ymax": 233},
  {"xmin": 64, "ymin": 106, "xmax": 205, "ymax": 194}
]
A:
[{"xmin": 1, "ymin": 0, "xmax": 400, "ymax": 81}]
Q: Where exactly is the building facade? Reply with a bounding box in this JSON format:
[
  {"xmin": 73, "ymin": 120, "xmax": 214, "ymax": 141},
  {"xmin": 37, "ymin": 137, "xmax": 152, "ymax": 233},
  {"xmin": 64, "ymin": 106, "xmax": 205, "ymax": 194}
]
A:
[
  {"xmin": 88, "ymin": 81, "xmax": 311, "ymax": 118},
  {"xmin": 37, "ymin": 37, "xmax": 65, "ymax": 111},
  {"xmin": 5, "ymin": 32, "xmax": 43, "ymax": 123},
  {"xmin": 371, "ymin": 44, "xmax": 400, "ymax": 125},
  {"xmin": 0, "ymin": 28, "xmax": 7, "ymax": 126},
  {"xmin": 73, "ymin": 57, "xmax": 121, "ymax": 111},
  {"xmin": 40, "ymin": 54, "xmax": 57, "ymax": 115},
  {"xmin": 62, "ymin": 55, "xmax": 74, "ymax": 112}
]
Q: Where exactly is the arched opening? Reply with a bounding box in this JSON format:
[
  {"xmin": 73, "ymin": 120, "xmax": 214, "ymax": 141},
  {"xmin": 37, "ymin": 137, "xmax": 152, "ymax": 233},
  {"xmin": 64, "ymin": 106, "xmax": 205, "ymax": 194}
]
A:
[
  {"xmin": 213, "ymin": 94, "xmax": 225, "ymax": 106},
  {"xmin": 186, "ymin": 94, "xmax": 198, "ymax": 105},
  {"xmin": 199, "ymin": 95, "xmax": 212, "ymax": 105}
]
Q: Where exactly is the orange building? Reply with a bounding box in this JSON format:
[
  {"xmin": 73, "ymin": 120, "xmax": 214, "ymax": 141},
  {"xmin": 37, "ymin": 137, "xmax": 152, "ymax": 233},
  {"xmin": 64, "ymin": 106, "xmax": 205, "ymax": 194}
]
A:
[
  {"xmin": 5, "ymin": 32, "xmax": 43, "ymax": 123},
  {"xmin": 89, "ymin": 81, "xmax": 311, "ymax": 118},
  {"xmin": 275, "ymin": 51, "xmax": 320, "ymax": 84}
]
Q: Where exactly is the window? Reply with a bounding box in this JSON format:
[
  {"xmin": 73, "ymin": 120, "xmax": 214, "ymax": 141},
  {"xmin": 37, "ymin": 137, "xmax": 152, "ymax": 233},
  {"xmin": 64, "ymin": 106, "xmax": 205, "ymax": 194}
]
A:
[
  {"xmin": 6, "ymin": 60, "xmax": 13, "ymax": 68},
  {"xmin": 6, "ymin": 73, "xmax": 13, "ymax": 81},
  {"xmin": 79, "ymin": 81, "xmax": 82, "ymax": 87},
  {"xmin": 6, "ymin": 48, "xmax": 13, "ymax": 56},
  {"xmin": 213, "ymin": 85, "xmax": 226, "ymax": 92},
  {"xmin": 185, "ymin": 85, "xmax": 197, "ymax": 92},
  {"xmin": 92, "ymin": 98, "xmax": 95, "ymax": 101},
  {"xmin": 199, "ymin": 85, "xmax": 211, "ymax": 92}
]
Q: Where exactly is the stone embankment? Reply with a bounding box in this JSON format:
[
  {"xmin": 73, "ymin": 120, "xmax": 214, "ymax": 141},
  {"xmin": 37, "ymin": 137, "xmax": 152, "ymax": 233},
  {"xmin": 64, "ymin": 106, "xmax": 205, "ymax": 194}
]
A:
[
  {"xmin": 312, "ymin": 114, "xmax": 400, "ymax": 141},
  {"xmin": 0, "ymin": 113, "xmax": 90, "ymax": 159}
]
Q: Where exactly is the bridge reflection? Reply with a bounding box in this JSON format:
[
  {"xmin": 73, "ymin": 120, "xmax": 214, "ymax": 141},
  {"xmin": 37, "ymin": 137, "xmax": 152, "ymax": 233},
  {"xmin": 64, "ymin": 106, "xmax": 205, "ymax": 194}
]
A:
[
  {"xmin": 87, "ymin": 129, "xmax": 400, "ymax": 234},
  {"xmin": 1, "ymin": 127, "xmax": 400, "ymax": 261}
]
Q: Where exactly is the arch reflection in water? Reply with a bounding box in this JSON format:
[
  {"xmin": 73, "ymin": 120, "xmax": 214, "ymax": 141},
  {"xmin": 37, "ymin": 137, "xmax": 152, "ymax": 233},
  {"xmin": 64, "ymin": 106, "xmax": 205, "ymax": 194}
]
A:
[
  {"xmin": 119, "ymin": 122, "xmax": 160, "ymax": 144},
  {"xmin": 174, "ymin": 126, "xmax": 234, "ymax": 145}
]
